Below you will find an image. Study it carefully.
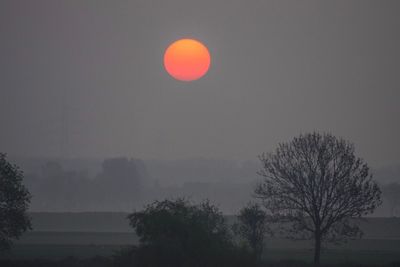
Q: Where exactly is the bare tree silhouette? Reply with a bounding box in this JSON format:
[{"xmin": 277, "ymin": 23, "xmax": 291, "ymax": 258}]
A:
[{"xmin": 255, "ymin": 132, "xmax": 381, "ymax": 265}]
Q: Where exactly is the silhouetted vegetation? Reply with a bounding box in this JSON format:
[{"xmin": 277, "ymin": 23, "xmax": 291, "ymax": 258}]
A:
[
  {"xmin": 233, "ymin": 202, "xmax": 271, "ymax": 260},
  {"xmin": 21, "ymin": 157, "xmax": 257, "ymax": 213},
  {"xmin": 13, "ymin": 156, "xmax": 397, "ymax": 215},
  {"xmin": 0, "ymin": 134, "xmax": 398, "ymax": 266},
  {"xmin": 0, "ymin": 153, "xmax": 31, "ymax": 250},
  {"xmin": 24, "ymin": 157, "xmax": 145, "ymax": 211},
  {"xmin": 122, "ymin": 198, "xmax": 255, "ymax": 266},
  {"xmin": 255, "ymin": 132, "xmax": 382, "ymax": 265}
]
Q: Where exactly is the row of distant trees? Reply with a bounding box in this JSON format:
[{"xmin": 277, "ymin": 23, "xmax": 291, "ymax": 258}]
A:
[
  {"xmin": 21, "ymin": 157, "xmax": 259, "ymax": 212},
  {"xmin": 0, "ymin": 132, "xmax": 391, "ymax": 265},
  {"xmin": 24, "ymin": 157, "xmax": 145, "ymax": 211},
  {"xmin": 19, "ymin": 159, "xmax": 400, "ymax": 215}
]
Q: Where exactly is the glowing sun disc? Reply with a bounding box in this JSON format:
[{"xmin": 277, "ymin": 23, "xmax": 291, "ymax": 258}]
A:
[{"xmin": 164, "ymin": 38, "xmax": 211, "ymax": 81}]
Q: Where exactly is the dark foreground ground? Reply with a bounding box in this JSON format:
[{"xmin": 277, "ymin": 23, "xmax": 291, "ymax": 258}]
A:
[
  {"xmin": 1, "ymin": 213, "xmax": 400, "ymax": 266},
  {"xmin": 1, "ymin": 258, "xmax": 399, "ymax": 267}
]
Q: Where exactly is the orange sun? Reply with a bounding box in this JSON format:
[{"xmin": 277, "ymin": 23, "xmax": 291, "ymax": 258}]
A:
[{"xmin": 164, "ymin": 39, "xmax": 211, "ymax": 81}]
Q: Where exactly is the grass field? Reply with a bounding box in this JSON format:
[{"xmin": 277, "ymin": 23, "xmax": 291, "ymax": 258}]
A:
[
  {"xmin": 2, "ymin": 243, "xmax": 400, "ymax": 264},
  {"xmin": 1, "ymin": 234, "xmax": 399, "ymax": 264},
  {"xmin": 1, "ymin": 214, "xmax": 400, "ymax": 264}
]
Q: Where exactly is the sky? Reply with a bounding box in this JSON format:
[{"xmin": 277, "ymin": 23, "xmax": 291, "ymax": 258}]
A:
[{"xmin": 0, "ymin": 0, "xmax": 399, "ymax": 167}]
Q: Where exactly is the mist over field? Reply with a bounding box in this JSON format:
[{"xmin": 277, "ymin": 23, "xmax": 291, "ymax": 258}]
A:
[
  {"xmin": 1, "ymin": 0, "xmax": 400, "ymax": 266},
  {"xmin": 8, "ymin": 156, "xmax": 400, "ymax": 216}
]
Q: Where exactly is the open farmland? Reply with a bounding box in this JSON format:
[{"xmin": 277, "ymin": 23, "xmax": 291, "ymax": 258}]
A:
[{"xmin": 1, "ymin": 213, "xmax": 400, "ymax": 264}]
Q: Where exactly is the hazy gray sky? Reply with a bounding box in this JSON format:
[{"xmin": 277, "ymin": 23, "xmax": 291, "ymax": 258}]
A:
[{"xmin": 1, "ymin": 0, "xmax": 399, "ymax": 167}]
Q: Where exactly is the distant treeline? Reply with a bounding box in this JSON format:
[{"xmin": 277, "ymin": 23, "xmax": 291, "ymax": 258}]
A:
[{"xmin": 12, "ymin": 157, "xmax": 400, "ymax": 215}]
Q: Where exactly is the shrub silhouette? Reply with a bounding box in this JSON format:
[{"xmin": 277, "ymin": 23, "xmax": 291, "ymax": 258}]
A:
[
  {"xmin": 0, "ymin": 153, "xmax": 31, "ymax": 250},
  {"xmin": 233, "ymin": 202, "xmax": 271, "ymax": 260},
  {"xmin": 125, "ymin": 198, "xmax": 253, "ymax": 267}
]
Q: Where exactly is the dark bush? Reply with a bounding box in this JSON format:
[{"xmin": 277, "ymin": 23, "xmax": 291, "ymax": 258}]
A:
[{"xmin": 122, "ymin": 198, "xmax": 258, "ymax": 267}]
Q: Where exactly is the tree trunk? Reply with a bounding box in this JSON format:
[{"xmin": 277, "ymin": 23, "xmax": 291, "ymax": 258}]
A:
[{"xmin": 314, "ymin": 233, "xmax": 321, "ymax": 266}]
